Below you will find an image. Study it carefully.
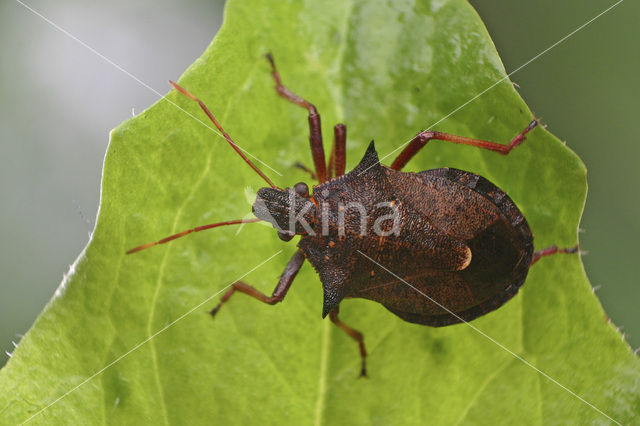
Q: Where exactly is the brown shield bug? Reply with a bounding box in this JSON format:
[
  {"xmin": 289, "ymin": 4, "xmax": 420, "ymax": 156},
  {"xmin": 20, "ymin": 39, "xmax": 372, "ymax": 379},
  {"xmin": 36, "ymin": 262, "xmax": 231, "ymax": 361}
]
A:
[{"xmin": 127, "ymin": 54, "xmax": 578, "ymax": 377}]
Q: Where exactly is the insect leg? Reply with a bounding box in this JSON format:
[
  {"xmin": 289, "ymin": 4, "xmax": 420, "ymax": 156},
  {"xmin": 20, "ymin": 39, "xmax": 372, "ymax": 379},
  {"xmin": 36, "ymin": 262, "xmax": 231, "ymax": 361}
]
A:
[
  {"xmin": 328, "ymin": 124, "xmax": 347, "ymax": 178},
  {"xmin": 531, "ymin": 244, "xmax": 579, "ymax": 265},
  {"xmin": 210, "ymin": 250, "xmax": 305, "ymax": 316},
  {"xmin": 390, "ymin": 119, "xmax": 539, "ymax": 171},
  {"xmin": 329, "ymin": 306, "xmax": 368, "ymax": 377},
  {"xmin": 266, "ymin": 53, "xmax": 327, "ymax": 183}
]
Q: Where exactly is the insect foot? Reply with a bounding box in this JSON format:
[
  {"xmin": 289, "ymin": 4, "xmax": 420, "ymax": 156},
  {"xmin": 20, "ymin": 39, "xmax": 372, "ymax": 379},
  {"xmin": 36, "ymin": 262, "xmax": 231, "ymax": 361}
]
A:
[{"xmin": 531, "ymin": 244, "xmax": 580, "ymax": 265}]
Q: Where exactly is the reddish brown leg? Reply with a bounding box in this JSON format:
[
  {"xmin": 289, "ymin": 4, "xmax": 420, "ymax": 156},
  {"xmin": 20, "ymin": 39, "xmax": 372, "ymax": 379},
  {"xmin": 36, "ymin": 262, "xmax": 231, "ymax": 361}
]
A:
[
  {"xmin": 329, "ymin": 306, "xmax": 367, "ymax": 377},
  {"xmin": 210, "ymin": 250, "xmax": 305, "ymax": 316},
  {"xmin": 330, "ymin": 124, "xmax": 347, "ymax": 178},
  {"xmin": 328, "ymin": 146, "xmax": 335, "ymax": 180},
  {"xmin": 531, "ymin": 244, "xmax": 579, "ymax": 265},
  {"xmin": 390, "ymin": 119, "xmax": 539, "ymax": 171},
  {"xmin": 266, "ymin": 53, "xmax": 327, "ymax": 183}
]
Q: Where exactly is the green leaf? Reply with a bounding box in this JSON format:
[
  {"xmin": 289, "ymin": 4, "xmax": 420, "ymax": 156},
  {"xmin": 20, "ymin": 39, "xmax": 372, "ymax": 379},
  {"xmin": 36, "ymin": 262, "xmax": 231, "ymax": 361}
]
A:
[{"xmin": 2, "ymin": 0, "xmax": 639, "ymax": 424}]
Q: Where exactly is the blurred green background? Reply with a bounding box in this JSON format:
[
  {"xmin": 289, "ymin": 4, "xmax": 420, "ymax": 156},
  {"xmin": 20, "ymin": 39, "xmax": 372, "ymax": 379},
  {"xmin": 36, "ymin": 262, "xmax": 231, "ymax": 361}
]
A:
[{"xmin": 0, "ymin": 0, "xmax": 637, "ymax": 368}]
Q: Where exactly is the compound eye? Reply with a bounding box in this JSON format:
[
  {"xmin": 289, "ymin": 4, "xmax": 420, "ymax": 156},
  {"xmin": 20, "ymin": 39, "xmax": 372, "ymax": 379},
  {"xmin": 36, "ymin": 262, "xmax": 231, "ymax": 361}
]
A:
[
  {"xmin": 294, "ymin": 182, "xmax": 309, "ymax": 197},
  {"xmin": 277, "ymin": 230, "xmax": 295, "ymax": 242}
]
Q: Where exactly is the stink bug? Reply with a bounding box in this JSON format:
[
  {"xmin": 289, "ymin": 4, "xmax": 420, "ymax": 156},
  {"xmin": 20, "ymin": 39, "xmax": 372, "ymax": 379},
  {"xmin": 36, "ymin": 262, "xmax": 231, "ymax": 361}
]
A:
[{"xmin": 127, "ymin": 54, "xmax": 578, "ymax": 376}]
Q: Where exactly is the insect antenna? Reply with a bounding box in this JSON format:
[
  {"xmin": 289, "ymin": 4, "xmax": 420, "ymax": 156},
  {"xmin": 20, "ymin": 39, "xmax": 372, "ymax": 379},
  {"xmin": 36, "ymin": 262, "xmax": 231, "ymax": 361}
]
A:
[
  {"xmin": 126, "ymin": 218, "xmax": 261, "ymax": 254},
  {"xmin": 169, "ymin": 80, "xmax": 278, "ymax": 189}
]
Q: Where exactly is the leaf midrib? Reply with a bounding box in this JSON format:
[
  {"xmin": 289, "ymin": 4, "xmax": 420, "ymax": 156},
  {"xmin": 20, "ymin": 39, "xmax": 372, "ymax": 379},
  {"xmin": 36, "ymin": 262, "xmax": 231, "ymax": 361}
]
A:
[{"xmin": 311, "ymin": 1, "xmax": 355, "ymax": 423}]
